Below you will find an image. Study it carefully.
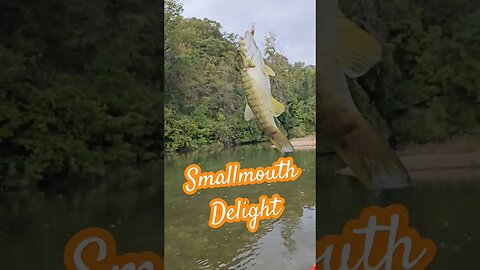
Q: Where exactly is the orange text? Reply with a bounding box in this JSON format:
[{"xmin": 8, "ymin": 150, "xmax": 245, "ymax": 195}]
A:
[
  {"xmin": 182, "ymin": 157, "xmax": 302, "ymax": 195},
  {"xmin": 208, "ymin": 194, "xmax": 286, "ymax": 233},
  {"xmin": 315, "ymin": 204, "xmax": 436, "ymax": 270},
  {"xmin": 64, "ymin": 227, "xmax": 163, "ymax": 270}
]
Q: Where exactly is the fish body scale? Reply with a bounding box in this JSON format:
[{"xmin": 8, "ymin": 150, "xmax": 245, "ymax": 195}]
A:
[{"xmin": 242, "ymin": 69, "xmax": 275, "ymax": 131}]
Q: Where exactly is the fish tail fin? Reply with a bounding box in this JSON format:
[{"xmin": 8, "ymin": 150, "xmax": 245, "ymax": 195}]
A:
[
  {"xmin": 269, "ymin": 128, "xmax": 294, "ymax": 153},
  {"xmin": 334, "ymin": 116, "xmax": 411, "ymax": 190}
]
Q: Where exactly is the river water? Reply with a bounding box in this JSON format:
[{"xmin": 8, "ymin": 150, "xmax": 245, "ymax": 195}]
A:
[
  {"xmin": 1, "ymin": 144, "xmax": 479, "ymax": 269},
  {"xmin": 316, "ymin": 154, "xmax": 480, "ymax": 270},
  {"xmin": 0, "ymin": 186, "xmax": 163, "ymax": 269},
  {"xmin": 164, "ymin": 143, "xmax": 316, "ymax": 270}
]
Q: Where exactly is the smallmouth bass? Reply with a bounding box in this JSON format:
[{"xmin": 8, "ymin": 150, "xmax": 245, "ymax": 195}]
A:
[
  {"xmin": 317, "ymin": 1, "xmax": 411, "ymax": 190},
  {"xmin": 238, "ymin": 27, "xmax": 294, "ymax": 153}
]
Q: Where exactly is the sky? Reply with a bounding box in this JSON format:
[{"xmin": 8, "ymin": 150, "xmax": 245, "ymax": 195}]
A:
[{"xmin": 177, "ymin": 0, "xmax": 316, "ymax": 65}]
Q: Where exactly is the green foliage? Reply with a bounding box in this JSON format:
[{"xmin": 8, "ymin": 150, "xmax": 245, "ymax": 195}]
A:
[
  {"xmin": 2, "ymin": 0, "xmax": 477, "ymax": 187},
  {"xmin": 0, "ymin": 0, "xmax": 163, "ymax": 187},
  {"xmin": 340, "ymin": 0, "xmax": 479, "ymax": 145},
  {"xmin": 163, "ymin": 1, "xmax": 316, "ymax": 152}
]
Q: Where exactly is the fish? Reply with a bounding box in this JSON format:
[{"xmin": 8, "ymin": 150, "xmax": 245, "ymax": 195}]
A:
[
  {"xmin": 238, "ymin": 26, "xmax": 294, "ymax": 153},
  {"xmin": 317, "ymin": 0, "xmax": 411, "ymax": 190}
]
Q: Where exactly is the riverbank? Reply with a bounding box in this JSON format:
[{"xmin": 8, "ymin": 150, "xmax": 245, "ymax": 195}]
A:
[
  {"xmin": 289, "ymin": 135, "xmax": 316, "ymax": 150},
  {"xmin": 170, "ymin": 134, "xmax": 318, "ymax": 155},
  {"xmin": 266, "ymin": 135, "xmax": 316, "ymax": 151},
  {"xmin": 338, "ymin": 134, "xmax": 480, "ymax": 181},
  {"xmin": 290, "ymin": 135, "xmax": 317, "ymax": 150},
  {"xmin": 397, "ymin": 134, "xmax": 480, "ymax": 155}
]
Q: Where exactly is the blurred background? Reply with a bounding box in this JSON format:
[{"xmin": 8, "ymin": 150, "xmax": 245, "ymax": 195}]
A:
[
  {"xmin": 0, "ymin": 0, "xmax": 164, "ymax": 268},
  {"xmin": 317, "ymin": 1, "xmax": 480, "ymax": 269}
]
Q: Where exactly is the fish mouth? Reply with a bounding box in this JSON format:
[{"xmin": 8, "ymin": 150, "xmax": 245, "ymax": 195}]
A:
[
  {"xmin": 239, "ymin": 28, "xmax": 256, "ymax": 59},
  {"xmin": 243, "ymin": 30, "xmax": 254, "ymax": 48}
]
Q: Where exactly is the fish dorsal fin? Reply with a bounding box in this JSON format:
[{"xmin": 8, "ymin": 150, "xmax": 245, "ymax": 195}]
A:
[
  {"xmin": 263, "ymin": 64, "xmax": 276, "ymax": 77},
  {"xmin": 271, "ymin": 96, "xmax": 285, "ymax": 117},
  {"xmin": 338, "ymin": 15, "xmax": 382, "ymax": 78},
  {"xmin": 244, "ymin": 104, "xmax": 255, "ymax": 121}
]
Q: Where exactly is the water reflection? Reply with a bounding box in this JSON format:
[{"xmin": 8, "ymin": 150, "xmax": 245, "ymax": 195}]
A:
[
  {"xmin": 316, "ymin": 154, "xmax": 480, "ymax": 270},
  {"xmin": 165, "ymin": 144, "xmax": 316, "ymax": 270},
  {"xmin": 0, "ymin": 187, "xmax": 163, "ymax": 269}
]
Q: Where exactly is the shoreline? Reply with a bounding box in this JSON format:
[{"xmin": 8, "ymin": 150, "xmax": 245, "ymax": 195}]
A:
[
  {"xmin": 266, "ymin": 135, "xmax": 317, "ymax": 151},
  {"xmin": 288, "ymin": 135, "xmax": 316, "ymax": 150},
  {"xmin": 167, "ymin": 134, "xmax": 318, "ymax": 155},
  {"xmin": 337, "ymin": 134, "xmax": 480, "ymax": 181}
]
